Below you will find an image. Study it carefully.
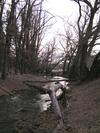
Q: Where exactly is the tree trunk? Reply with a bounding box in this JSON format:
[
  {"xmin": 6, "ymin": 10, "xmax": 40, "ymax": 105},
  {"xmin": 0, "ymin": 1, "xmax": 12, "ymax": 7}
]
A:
[
  {"xmin": 0, "ymin": 0, "xmax": 4, "ymax": 73},
  {"xmin": 69, "ymin": 43, "xmax": 88, "ymax": 80},
  {"xmin": 62, "ymin": 55, "xmax": 67, "ymax": 75},
  {"xmin": 89, "ymin": 52, "xmax": 100, "ymax": 79},
  {"xmin": 1, "ymin": 43, "xmax": 7, "ymax": 79},
  {"xmin": 80, "ymin": 44, "xmax": 88, "ymax": 80},
  {"xmin": 69, "ymin": 45, "xmax": 82, "ymax": 80}
]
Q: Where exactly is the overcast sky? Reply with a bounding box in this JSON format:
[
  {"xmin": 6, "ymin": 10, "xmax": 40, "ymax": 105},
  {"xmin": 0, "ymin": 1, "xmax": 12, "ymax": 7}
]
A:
[
  {"xmin": 42, "ymin": 0, "xmax": 100, "ymax": 52},
  {"xmin": 43, "ymin": 0, "xmax": 78, "ymax": 17},
  {"xmin": 42, "ymin": 0, "xmax": 78, "ymax": 43}
]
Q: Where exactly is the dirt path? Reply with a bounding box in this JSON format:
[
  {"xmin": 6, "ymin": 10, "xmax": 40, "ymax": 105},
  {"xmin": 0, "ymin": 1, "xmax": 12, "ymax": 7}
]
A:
[{"xmin": 67, "ymin": 79, "xmax": 100, "ymax": 133}]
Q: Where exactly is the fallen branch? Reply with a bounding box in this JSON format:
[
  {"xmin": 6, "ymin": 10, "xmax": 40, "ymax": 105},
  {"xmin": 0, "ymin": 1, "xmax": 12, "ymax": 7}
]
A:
[
  {"xmin": 24, "ymin": 78, "xmax": 69, "ymax": 83},
  {"xmin": 25, "ymin": 81, "xmax": 67, "ymax": 110},
  {"xmin": 24, "ymin": 80, "xmax": 68, "ymax": 131},
  {"xmin": 0, "ymin": 84, "xmax": 14, "ymax": 96}
]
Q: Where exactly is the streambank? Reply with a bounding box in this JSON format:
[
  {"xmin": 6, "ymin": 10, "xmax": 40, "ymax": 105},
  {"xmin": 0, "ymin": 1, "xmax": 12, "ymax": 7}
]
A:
[
  {"xmin": 1, "ymin": 74, "xmax": 99, "ymax": 133},
  {"xmin": 67, "ymin": 78, "xmax": 100, "ymax": 133},
  {"xmin": 0, "ymin": 74, "xmax": 70, "ymax": 133}
]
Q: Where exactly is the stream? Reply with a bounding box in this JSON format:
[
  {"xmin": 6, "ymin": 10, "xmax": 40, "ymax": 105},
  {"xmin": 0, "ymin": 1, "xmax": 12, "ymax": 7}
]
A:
[
  {"xmin": 5, "ymin": 76, "xmax": 69, "ymax": 113},
  {"xmin": 0, "ymin": 76, "xmax": 69, "ymax": 132}
]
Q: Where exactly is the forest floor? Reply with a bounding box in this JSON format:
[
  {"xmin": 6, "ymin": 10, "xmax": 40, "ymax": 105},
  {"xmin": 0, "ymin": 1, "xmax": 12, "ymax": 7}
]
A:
[{"xmin": 0, "ymin": 74, "xmax": 100, "ymax": 133}]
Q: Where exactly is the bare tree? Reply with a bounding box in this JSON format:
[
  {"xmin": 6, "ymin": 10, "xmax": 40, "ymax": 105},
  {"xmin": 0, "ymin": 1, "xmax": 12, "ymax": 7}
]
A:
[
  {"xmin": 1, "ymin": 0, "xmax": 17, "ymax": 79},
  {"xmin": 58, "ymin": 22, "xmax": 78, "ymax": 76},
  {"xmin": 0, "ymin": 0, "xmax": 53, "ymax": 78},
  {"xmin": 16, "ymin": 0, "xmax": 53, "ymax": 74},
  {"xmin": 0, "ymin": 0, "xmax": 6, "ymax": 73},
  {"xmin": 70, "ymin": 0, "xmax": 100, "ymax": 80},
  {"xmin": 39, "ymin": 38, "xmax": 57, "ymax": 75}
]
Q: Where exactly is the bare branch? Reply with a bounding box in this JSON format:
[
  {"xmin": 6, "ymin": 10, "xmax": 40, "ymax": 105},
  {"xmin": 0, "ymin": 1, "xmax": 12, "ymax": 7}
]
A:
[
  {"xmin": 77, "ymin": 0, "xmax": 82, "ymax": 37},
  {"xmin": 82, "ymin": 0, "xmax": 93, "ymax": 9}
]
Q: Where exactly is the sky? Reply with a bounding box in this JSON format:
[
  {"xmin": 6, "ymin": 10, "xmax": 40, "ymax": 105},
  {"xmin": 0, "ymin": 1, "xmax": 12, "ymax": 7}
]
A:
[
  {"xmin": 42, "ymin": 0, "xmax": 79, "ymax": 42},
  {"xmin": 43, "ymin": 0, "xmax": 100, "ymax": 52},
  {"xmin": 5, "ymin": 0, "xmax": 79, "ymax": 44},
  {"xmin": 43, "ymin": 0, "xmax": 78, "ymax": 17}
]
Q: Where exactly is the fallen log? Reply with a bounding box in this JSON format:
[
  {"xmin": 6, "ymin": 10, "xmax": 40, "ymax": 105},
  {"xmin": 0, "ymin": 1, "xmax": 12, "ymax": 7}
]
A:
[
  {"xmin": 24, "ymin": 81, "xmax": 67, "ymax": 121},
  {"xmin": 44, "ymin": 82, "xmax": 67, "ymax": 132},
  {"xmin": 49, "ymin": 90, "xmax": 62, "ymax": 120},
  {"xmin": 24, "ymin": 79, "xmax": 70, "ymax": 133}
]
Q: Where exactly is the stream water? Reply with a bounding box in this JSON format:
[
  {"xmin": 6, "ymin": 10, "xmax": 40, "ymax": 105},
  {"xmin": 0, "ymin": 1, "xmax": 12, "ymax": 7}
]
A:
[
  {"xmin": 40, "ymin": 76, "xmax": 69, "ymax": 111},
  {"xmin": 0, "ymin": 76, "xmax": 69, "ymax": 113},
  {"xmin": 0, "ymin": 76, "xmax": 69, "ymax": 132}
]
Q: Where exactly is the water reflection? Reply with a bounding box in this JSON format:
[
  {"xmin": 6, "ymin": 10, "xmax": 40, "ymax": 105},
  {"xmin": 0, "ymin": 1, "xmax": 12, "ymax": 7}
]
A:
[
  {"xmin": 7, "ymin": 76, "xmax": 69, "ymax": 113},
  {"xmin": 51, "ymin": 76, "xmax": 69, "ymax": 89},
  {"xmin": 39, "ymin": 76, "xmax": 69, "ymax": 111}
]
